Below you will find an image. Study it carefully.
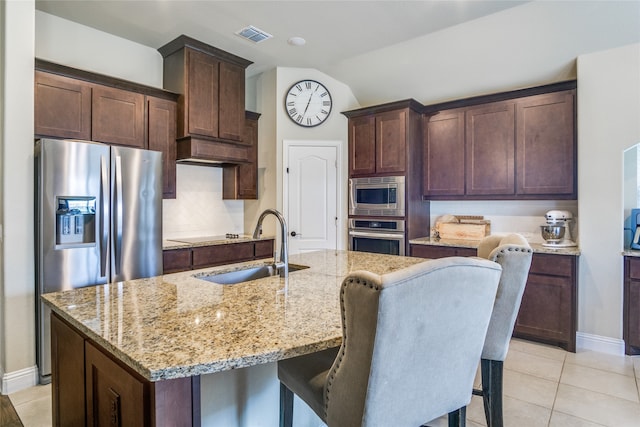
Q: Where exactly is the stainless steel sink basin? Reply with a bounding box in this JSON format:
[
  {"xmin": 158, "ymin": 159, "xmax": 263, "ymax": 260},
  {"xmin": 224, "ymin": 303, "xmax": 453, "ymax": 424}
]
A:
[{"xmin": 196, "ymin": 263, "xmax": 309, "ymax": 285}]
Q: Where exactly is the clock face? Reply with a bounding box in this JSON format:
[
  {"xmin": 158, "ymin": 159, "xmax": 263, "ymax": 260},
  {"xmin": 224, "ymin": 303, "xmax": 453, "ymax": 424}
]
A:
[{"xmin": 285, "ymin": 80, "xmax": 332, "ymax": 127}]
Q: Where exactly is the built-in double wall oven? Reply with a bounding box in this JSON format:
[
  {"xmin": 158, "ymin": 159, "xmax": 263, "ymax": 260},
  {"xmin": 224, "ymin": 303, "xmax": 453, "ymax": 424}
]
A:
[{"xmin": 348, "ymin": 176, "xmax": 406, "ymax": 256}]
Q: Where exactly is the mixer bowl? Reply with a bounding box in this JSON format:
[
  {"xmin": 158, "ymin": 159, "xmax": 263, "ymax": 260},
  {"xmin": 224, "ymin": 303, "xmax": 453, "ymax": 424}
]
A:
[{"xmin": 540, "ymin": 225, "xmax": 565, "ymax": 242}]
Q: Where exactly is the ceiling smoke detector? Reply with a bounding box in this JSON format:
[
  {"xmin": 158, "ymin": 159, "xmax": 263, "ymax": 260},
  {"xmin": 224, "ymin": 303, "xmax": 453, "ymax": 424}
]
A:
[{"xmin": 235, "ymin": 25, "xmax": 273, "ymax": 43}]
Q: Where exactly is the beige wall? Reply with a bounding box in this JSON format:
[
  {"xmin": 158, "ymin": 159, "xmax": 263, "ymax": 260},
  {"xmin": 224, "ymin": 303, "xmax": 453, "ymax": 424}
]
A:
[
  {"xmin": 577, "ymin": 44, "xmax": 640, "ymax": 343},
  {"xmin": 0, "ymin": 0, "xmax": 36, "ymax": 392}
]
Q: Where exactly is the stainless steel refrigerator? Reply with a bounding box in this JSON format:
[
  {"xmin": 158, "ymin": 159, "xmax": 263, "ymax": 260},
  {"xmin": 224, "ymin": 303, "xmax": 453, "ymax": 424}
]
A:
[{"xmin": 35, "ymin": 138, "xmax": 163, "ymax": 384}]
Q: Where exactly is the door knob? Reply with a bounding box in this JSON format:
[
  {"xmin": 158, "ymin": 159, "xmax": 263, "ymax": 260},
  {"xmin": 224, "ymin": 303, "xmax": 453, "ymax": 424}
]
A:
[{"xmin": 290, "ymin": 231, "xmax": 300, "ymax": 237}]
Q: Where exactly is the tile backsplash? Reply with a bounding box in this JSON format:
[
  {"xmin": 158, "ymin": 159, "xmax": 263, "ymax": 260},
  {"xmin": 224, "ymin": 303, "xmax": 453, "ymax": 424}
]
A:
[{"xmin": 162, "ymin": 165, "xmax": 244, "ymax": 239}]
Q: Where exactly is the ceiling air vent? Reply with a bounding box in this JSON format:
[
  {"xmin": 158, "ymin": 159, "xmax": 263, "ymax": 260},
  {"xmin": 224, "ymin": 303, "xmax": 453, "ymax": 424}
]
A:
[{"xmin": 235, "ymin": 25, "xmax": 273, "ymax": 43}]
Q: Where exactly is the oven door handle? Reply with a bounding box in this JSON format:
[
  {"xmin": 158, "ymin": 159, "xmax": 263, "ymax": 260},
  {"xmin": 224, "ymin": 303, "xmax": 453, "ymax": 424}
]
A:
[{"xmin": 348, "ymin": 231, "xmax": 405, "ymax": 239}]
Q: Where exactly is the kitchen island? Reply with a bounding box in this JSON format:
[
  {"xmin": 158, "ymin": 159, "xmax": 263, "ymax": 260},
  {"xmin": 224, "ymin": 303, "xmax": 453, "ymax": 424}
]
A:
[{"xmin": 43, "ymin": 250, "xmax": 427, "ymax": 427}]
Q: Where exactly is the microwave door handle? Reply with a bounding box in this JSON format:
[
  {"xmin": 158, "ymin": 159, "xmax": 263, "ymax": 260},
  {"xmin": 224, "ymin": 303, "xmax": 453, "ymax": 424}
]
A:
[{"xmin": 99, "ymin": 155, "xmax": 109, "ymax": 277}]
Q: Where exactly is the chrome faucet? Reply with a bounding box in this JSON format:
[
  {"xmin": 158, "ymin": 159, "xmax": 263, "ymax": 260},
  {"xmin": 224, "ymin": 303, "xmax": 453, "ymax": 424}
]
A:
[{"xmin": 252, "ymin": 208, "xmax": 288, "ymax": 278}]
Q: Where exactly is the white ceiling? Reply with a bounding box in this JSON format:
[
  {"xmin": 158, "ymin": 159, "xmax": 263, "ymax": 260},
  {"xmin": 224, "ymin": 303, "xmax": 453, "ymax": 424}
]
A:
[
  {"xmin": 35, "ymin": 1, "xmax": 640, "ymax": 106},
  {"xmin": 35, "ymin": 1, "xmax": 527, "ymax": 75}
]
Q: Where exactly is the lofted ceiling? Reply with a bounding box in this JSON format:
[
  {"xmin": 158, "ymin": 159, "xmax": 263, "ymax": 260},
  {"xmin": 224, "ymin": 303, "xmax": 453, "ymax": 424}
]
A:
[
  {"xmin": 35, "ymin": 1, "xmax": 640, "ymax": 106},
  {"xmin": 35, "ymin": 1, "xmax": 527, "ymax": 92}
]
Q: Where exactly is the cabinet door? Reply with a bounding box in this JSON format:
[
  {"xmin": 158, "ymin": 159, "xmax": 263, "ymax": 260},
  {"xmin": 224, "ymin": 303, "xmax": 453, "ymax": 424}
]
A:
[
  {"xmin": 223, "ymin": 116, "xmax": 258, "ymax": 200},
  {"xmin": 51, "ymin": 313, "xmax": 86, "ymax": 427},
  {"xmin": 628, "ymin": 280, "xmax": 640, "ymax": 350},
  {"xmin": 35, "ymin": 71, "xmax": 91, "ymax": 140},
  {"xmin": 514, "ymin": 254, "xmax": 576, "ymax": 351},
  {"xmin": 348, "ymin": 115, "xmax": 376, "ymax": 176},
  {"xmin": 85, "ymin": 341, "xmax": 147, "ymax": 427},
  {"xmin": 376, "ymin": 110, "xmax": 406, "ymax": 174},
  {"xmin": 92, "ymin": 85, "xmax": 145, "ymax": 148},
  {"xmin": 516, "ymin": 91, "xmax": 575, "ymax": 197},
  {"xmin": 148, "ymin": 97, "xmax": 178, "ymax": 199},
  {"xmin": 218, "ymin": 61, "xmax": 245, "ymax": 142},
  {"xmin": 163, "ymin": 248, "xmax": 192, "ymax": 273},
  {"xmin": 423, "ymin": 110, "xmax": 465, "ymax": 196},
  {"xmin": 466, "ymin": 102, "xmax": 515, "ymax": 196},
  {"xmin": 186, "ymin": 48, "xmax": 220, "ymax": 138}
]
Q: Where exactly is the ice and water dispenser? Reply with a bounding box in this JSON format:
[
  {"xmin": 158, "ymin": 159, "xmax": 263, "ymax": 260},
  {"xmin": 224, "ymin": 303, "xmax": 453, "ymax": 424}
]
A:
[{"xmin": 55, "ymin": 197, "xmax": 96, "ymax": 247}]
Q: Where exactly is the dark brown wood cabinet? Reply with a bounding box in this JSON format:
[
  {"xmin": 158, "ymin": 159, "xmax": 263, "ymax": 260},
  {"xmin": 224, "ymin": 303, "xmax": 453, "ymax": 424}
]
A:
[
  {"xmin": 409, "ymin": 244, "xmax": 476, "ymax": 259},
  {"xmin": 423, "ymin": 109, "xmax": 465, "ymax": 197},
  {"xmin": 421, "ymin": 83, "xmax": 577, "ymax": 200},
  {"xmin": 91, "ymin": 85, "xmax": 146, "ymax": 148},
  {"xmin": 51, "ymin": 312, "xmax": 198, "ymax": 427},
  {"xmin": 513, "ymin": 253, "xmax": 577, "ymax": 352},
  {"xmin": 348, "ymin": 115, "xmax": 376, "ymax": 176},
  {"xmin": 410, "ymin": 244, "xmax": 577, "ymax": 352},
  {"xmin": 85, "ymin": 341, "xmax": 146, "ymax": 426},
  {"xmin": 347, "ymin": 109, "xmax": 409, "ymax": 177},
  {"xmin": 624, "ymin": 256, "xmax": 640, "ymax": 355},
  {"xmin": 223, "ymin": 111, "xmax": 260, "ymax": 200},
  {"xmin": 148, "ymin": 97, "xmax": 178, "ymax": 198},
  {"xmin": 34, "ymin": 60, "xmax": 179, "ymax": 199},
  {"xmin": 159, "ymin": 35, "xmax": 252, "ymax": 164},
  {"xmin": 163, "ymin": 239, "xmax": 275, "ymax": 273},
  {"xmin": 51, "ymin": 312, "xmax": 86, "ymax": 427},
  {"xmin": 465, "ymin": 101, "xmax": 515, "ymax": 196},
  {"xmin": 35, "ymin": 71, "xmax": 91, "ymax": 140},
  {"xmin": 163, "ymin": 248, "xmax": 192, "ymax": 274},
  {"xmin": 516, "ymin": 91, "xmax": 576, "ymax": 197}
]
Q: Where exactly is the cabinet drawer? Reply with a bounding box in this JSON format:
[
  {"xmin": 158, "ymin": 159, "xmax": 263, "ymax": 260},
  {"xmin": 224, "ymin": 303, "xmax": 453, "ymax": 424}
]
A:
[
  {"xmin": 163, "ymin": 248, "xmax": 192, "ymax": 273},
  {"xmin": 530, "ymin": 253, "xmax": 574, "ymax": 277},
  {"xmin": 255, "ymin": 240, "xmax": 274, "ymax": 259},
  {"xmin": 192, "ymin": 242, "xmax": 254, "ymax": 268}
]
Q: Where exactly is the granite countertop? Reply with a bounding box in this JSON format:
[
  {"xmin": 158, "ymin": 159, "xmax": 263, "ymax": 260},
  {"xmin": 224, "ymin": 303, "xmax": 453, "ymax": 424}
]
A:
[
  {"xmin": 622, "ymin": 249, "xmax": 640, "ymax": 257},
  {"xmin": 409, "ymin": 236, "xmax": 581, "ymax": 256},
  {"xmin": 41, "ymin": 250, "xmax": 426, "ymax": 382},
  {"xmin": 163, "ymin": 235, "xmax": 275, "ymax": 250}
]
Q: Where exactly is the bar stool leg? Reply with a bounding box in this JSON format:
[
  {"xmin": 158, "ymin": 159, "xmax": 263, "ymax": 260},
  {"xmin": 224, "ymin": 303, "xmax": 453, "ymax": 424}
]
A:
[
  {"xmin": 481, "ymin": 358, "xmax": 504, "ymax": 427},
  {"xmin": 280, "ymin": 383, "xmax": 294, "ymax": 427}
]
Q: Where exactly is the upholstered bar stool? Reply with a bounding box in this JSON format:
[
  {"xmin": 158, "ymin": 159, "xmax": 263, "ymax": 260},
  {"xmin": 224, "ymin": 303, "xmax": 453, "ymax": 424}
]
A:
[
  {"xmin": 278, "ymin": 256, "xmax": 503, "ymax": 427},
  {"xmin": 472, "ymin": 234, "xmax": 533, "ymax": 427}
]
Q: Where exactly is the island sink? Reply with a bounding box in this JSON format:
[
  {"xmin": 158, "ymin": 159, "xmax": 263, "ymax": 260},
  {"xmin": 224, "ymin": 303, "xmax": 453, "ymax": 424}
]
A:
[{"xmin": 196, "ymin": 263, "xmax": 309, "ymax": 285}]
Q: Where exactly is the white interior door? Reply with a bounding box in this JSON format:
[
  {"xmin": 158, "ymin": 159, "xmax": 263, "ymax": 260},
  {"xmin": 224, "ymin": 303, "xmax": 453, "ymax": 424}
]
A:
[{"xmin": 286, "ymin": 142, "xmax": 339, "ymax": 254}]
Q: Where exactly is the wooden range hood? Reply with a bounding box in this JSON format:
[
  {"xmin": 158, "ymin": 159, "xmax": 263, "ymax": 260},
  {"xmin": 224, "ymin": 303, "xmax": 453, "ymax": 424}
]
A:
[{"xmin": 159, "ymin": 35, "xmax": 253, "ymax": 166}]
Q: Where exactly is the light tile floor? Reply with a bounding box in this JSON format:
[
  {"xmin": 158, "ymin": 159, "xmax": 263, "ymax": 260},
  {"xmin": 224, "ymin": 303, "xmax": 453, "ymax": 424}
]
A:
[{"xmin": 8, "ymin": 339, "xmax": 640, "ymax": 427}]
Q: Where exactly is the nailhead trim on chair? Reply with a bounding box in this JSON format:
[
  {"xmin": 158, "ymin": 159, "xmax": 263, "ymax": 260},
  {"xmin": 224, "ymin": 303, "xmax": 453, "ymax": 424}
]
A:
[{"xmin": 324, "ymin": 276, "xmax": 380, "ymax": 419}]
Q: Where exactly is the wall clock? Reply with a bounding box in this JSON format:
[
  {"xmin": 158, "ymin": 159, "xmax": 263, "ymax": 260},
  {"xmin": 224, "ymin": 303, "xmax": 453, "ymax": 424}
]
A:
[{"xmin": 285, "ymin": 79, "xmax": 332, "ymax": 127}]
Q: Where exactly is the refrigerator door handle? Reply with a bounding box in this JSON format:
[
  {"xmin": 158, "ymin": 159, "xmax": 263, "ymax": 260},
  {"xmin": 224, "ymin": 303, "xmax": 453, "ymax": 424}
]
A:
[
  {"xmin": 100, "ymin": 155, "xmax": 109, "ymax": 277},
  {"xmin": 113, "ymin": 155, "xmax": 124, "ymax": 276}
]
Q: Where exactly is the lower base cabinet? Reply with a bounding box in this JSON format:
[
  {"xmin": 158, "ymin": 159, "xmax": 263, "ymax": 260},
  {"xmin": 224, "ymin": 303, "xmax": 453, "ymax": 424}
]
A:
[
  {"xmin": 163, "ymin": 239, "xmax": 275, "ymax": 273},
  {"xmin": 410, "ymin": 244, "xmax": 578, "ymax": 352},
  {"xmin": 624, "ymin": 256, "xmax": 640, "ymax": 355},
  {"xmin": 51, "ymin": 312, "xmax": 198, "ymax": 427}
]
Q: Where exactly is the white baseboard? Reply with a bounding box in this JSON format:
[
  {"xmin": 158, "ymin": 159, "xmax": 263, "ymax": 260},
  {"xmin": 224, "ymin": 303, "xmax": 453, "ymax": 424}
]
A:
[
  {"xmin": 1, "ymin": 365, "xmax": 38, "ymax": 395},
  {"xmin": 576, "ymin": 332, "xmax": 626, "ymax": 356}
]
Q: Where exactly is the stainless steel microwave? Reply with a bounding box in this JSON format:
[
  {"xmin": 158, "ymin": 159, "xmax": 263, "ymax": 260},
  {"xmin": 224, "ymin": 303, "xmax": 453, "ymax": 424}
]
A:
[{"xmin": 348, "ymin": 176, "xmax": 405, "ymax": 217}]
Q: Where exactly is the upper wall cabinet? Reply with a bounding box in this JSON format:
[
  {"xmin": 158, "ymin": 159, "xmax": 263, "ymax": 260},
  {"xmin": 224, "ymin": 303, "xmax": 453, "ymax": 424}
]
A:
[
  {"xmin": 516, "ymin": 91, "xmax": 575, "ymax": 196},
  {"xmin": 344, "ymin": 101, "xmax": 423, "ymax": 178},
  {"xmin": 159, "ymin": 35, "xmax": 253, "ymax": 164},
  {"xmin": 34, "ymin": 59, "xmax": 180, "ymax": 199},
  {"xmin": 35, "ymin": 71, "xmax": 92, "ymax": 140},
  {"xmin": 423, "ymin": 84, "xmax": 576, "ymax": 200},
  {"xmin": 223, "ymin": 111, "xmax": 261, "ymax": 200}
]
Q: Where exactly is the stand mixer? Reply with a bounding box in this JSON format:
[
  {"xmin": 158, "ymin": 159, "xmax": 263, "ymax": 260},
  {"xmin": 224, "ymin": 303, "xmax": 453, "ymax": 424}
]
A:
[{"xmin": 540, "ymin": 210, "xmax": 577, "ymax": 247}]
